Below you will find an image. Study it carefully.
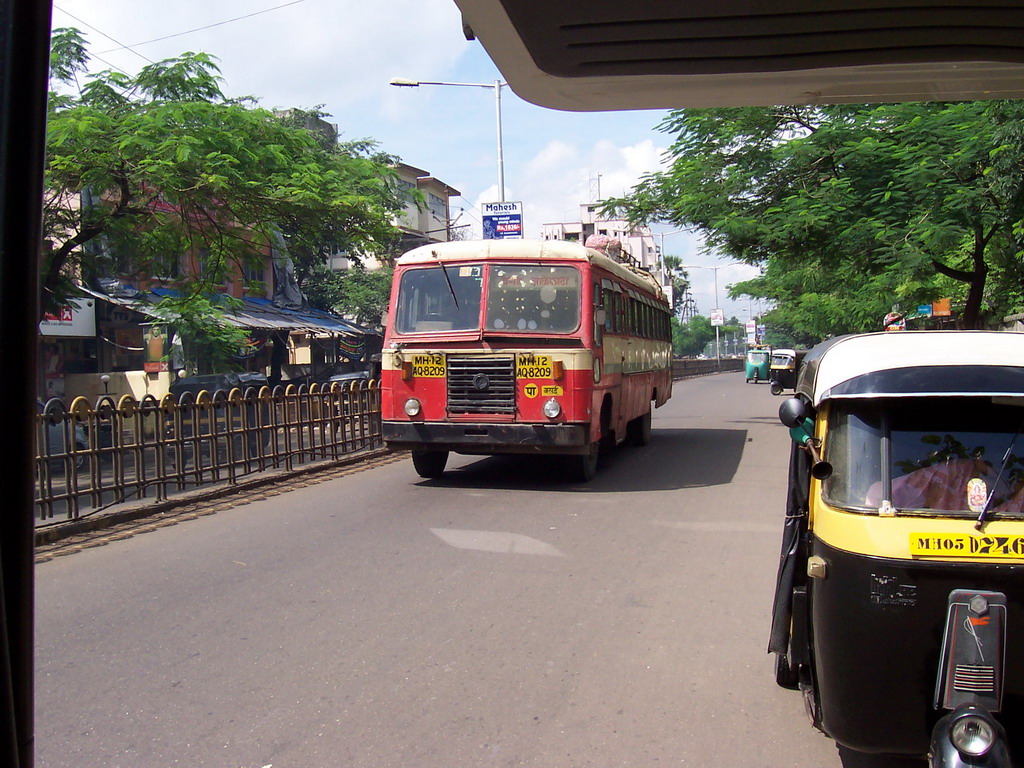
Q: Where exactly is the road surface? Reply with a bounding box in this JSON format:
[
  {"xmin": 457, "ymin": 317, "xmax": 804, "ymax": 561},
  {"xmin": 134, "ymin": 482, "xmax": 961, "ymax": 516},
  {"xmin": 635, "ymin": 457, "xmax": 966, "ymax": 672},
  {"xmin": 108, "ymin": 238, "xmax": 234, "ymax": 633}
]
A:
[{"xmin": 36, "ymin": 372, "xmax": 846, "ymax": 767}]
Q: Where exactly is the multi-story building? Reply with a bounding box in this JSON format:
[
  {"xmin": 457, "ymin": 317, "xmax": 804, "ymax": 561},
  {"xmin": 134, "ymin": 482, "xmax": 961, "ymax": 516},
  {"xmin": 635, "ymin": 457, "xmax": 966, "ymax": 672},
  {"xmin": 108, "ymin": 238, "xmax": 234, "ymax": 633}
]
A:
[
  {"xmin": 394, "ymin": 163, "xmax": 462, "ymax": 251},
  {"xmin": 326, "ymin": 162, "xmax": 461, "ymax": 272},
  {"xmin": 540, "ymin": 203, "xmax": 671, "ymax": 304}
]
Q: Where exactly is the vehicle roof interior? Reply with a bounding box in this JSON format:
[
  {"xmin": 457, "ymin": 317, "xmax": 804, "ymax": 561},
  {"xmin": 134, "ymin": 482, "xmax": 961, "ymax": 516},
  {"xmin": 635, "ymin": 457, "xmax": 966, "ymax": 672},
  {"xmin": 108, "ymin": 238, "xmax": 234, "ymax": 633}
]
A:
[{"xmin": 453, "ymin": 0, "xmax": 1024, "ymax": 109}]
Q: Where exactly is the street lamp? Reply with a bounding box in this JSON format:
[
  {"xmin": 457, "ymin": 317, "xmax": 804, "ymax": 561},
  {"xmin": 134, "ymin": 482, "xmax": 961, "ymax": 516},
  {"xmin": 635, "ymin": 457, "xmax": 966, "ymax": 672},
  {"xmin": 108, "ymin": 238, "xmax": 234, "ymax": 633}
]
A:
[
  {"xmin": 680, "ymin": 262, "xmax": 742, "ymax": 364},
  {"xmin": 656, "ymin": 228, "xmax": 690, "ymax": 269},
  {"xmin": 390, "ymin": 77, "xmax": 508, "ymax": 202}
]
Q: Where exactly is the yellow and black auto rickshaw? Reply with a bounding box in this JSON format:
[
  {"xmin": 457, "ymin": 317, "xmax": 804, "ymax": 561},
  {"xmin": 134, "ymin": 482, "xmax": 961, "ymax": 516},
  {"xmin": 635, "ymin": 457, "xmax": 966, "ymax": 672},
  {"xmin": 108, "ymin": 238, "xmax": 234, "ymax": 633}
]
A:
[
  {"xmin": 769, "ymin": 348, "xmax": 799, "ymax": 395},
  {"xmin": 771, "ymin": 331, "xmax": 1022, "ymax": 767}
]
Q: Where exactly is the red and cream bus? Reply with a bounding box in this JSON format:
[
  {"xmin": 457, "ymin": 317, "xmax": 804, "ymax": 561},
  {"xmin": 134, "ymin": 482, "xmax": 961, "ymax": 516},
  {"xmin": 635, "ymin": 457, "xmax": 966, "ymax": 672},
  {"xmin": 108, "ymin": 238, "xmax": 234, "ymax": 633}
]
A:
[{"xmin": 380, "ymin": 239, "xmax": 673, "ymax": 481}]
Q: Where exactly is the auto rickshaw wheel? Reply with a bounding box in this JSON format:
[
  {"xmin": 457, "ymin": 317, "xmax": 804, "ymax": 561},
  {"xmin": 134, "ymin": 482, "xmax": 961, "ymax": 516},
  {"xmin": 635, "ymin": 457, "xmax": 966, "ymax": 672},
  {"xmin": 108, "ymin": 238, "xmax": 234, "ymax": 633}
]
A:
[{"xmin": 770, "ymin": 381, "xmax": 784, "ymax": 396}]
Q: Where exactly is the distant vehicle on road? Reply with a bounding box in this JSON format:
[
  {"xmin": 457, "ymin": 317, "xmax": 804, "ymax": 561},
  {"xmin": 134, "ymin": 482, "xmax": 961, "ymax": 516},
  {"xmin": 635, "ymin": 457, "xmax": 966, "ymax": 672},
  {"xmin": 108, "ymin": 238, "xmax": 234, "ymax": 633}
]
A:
[
  {"xmin": 380, "ymin": 239, "xmax": 673, "ymax": 481},
  {"xmin": 769, "ymin": 348, "xmax": 798, "ymax": 395},
  {"xmin": 745, "ymin": 346, "xmax": 770, "ymax": 383}
]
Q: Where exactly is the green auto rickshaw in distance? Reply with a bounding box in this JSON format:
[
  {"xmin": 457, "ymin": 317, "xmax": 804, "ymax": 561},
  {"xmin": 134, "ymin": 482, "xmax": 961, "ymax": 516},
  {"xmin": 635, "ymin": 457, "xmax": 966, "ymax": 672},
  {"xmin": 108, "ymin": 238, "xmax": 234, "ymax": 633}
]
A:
[{"xmin": 745, "ymin": 346, "xmax": 771, "ymax": 383}]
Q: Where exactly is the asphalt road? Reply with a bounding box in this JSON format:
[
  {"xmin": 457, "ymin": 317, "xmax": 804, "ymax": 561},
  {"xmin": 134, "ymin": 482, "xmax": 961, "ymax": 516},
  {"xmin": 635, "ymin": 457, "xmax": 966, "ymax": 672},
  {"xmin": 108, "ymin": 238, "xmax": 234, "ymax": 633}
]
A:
[{"xmin": 36, "ymin": 372, "xmax": 845, "ymax": 768}]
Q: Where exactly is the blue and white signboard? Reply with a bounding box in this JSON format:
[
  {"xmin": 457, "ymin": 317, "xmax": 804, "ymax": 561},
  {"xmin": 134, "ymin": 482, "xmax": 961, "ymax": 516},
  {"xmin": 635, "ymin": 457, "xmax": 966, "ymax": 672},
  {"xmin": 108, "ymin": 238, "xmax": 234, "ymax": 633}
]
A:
[{"xmin": 482, "ymin": 201, "xmax": 524, "ymax": 240}]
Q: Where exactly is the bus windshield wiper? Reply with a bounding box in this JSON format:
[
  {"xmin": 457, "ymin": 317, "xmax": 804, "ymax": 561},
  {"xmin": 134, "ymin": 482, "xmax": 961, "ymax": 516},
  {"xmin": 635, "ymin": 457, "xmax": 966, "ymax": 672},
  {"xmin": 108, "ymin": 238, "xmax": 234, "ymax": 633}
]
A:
[
  {"xmin": 977, "ymin": 419, "xmax": 1024, "ymax": 529},
  {"xmin": 432, "ymin": 253, "xmax": 459, "ymax": 309}
]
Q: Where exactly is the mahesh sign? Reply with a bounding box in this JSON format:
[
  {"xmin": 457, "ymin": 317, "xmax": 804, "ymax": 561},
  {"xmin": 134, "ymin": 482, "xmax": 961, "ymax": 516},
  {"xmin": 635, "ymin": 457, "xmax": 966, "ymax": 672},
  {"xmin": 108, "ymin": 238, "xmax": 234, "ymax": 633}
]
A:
[{"xmin": 482, "ymin": 201, "xmax": 523, "ymax": 240}]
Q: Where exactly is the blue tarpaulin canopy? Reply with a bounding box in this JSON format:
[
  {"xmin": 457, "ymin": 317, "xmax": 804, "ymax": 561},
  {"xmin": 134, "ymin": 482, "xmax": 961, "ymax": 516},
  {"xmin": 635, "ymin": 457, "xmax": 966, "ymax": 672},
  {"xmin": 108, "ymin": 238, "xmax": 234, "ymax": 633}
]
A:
[{"xmin": 84, "ymin": 286, "xmax": 378, "ymax": 338}]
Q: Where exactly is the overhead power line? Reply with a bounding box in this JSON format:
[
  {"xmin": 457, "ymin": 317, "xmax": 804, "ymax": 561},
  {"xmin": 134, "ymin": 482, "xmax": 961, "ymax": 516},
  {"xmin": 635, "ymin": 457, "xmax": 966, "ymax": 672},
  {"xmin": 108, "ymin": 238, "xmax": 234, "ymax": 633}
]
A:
[
  {"xmin": 53, "ymin": 5, "xmax": 155, "ymax": 64},
  {"xmin": 92, "ymin": 0, "xmax": 310, "ymax": 55}
]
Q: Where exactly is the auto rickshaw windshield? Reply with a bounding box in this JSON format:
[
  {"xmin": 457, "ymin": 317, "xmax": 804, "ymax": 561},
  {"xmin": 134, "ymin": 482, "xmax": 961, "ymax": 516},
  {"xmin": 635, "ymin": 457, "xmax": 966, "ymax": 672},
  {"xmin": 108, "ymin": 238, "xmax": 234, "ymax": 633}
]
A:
[{"xmin": 824, "ymin": 397, "xmax": 1024, "ymax": 517}]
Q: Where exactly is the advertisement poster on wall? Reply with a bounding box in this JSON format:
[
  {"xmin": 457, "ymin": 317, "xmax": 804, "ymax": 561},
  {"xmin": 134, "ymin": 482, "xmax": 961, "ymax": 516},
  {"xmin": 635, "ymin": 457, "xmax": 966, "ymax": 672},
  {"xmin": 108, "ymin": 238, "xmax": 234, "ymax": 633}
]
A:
[{"xmin": 143, "ymin": 324, "xmax": 169, "ymax": 373}]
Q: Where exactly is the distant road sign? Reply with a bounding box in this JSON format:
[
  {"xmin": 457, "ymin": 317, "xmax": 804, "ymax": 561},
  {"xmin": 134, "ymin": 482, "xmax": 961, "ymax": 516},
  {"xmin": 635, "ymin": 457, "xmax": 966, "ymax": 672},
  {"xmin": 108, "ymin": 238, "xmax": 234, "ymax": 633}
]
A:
[{"xmin": 710, "ymin": 308, "xmax": 725, "ymax": 326}]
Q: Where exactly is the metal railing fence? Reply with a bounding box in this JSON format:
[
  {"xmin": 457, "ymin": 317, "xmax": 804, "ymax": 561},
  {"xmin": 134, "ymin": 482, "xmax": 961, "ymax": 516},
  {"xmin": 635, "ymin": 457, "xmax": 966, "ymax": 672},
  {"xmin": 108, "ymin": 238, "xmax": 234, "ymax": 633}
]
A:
[
  {"xmin": 36, "ymin": 362, "xmax": 740, "ymax": 524},
  {"xmin": 35, "ymin": 380, "xmax": 382, "ymax": 524},
  {"xmin": 672, "ymin": 357, "xmax": 744, "ymax": 378}
]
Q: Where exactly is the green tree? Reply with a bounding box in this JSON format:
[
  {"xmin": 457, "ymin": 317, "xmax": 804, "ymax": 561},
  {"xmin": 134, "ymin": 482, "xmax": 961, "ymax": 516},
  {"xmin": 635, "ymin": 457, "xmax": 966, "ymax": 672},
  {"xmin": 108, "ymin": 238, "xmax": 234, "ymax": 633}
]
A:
[
  {"xmin": 660, "ymin": 254, "xmax": 692, "ymax": 317},
  {"xmin": 301, "ymin": 263, "xmax": 393, "ymax": 326},
  {"xmin": 672, "ymin": 315, "xmax": 715, "ymax": 357},
  {"xmin": 45, "ymin": 29, "xmax": 405, "ymax": 367},
  {"xmin": 606, "ymin": 102, "xmax": 1024, "ymax": 334}
]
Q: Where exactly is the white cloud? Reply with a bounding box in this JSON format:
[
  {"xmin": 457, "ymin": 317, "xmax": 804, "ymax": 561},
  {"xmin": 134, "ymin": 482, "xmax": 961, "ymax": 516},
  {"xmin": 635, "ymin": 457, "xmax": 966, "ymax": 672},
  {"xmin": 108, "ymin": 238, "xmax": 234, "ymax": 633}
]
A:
[
  {"xmin": 54, "ymin": 0, "xmax": 468, "ymax": 115},
  {"xmin": 511, "ymin": 138, "xmax": 667, "ymax": 237}
]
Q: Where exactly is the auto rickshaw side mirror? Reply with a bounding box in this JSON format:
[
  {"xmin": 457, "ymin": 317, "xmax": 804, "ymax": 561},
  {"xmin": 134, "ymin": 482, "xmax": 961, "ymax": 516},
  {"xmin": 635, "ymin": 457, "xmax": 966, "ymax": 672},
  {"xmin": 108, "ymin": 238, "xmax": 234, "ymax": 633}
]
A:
[
  {"xmin": 779, "ymin": 397, "xmax": 833, "ymax": 479},
  {"xmin": 779, "ymin": 397, "xmax": 810, "ymax": 429}
]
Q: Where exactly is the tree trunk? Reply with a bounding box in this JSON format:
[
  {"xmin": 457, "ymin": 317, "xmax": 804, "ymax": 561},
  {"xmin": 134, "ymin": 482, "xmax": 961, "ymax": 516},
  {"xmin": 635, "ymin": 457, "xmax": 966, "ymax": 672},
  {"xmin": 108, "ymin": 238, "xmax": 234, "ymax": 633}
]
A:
[{"xmin": 932, "ymin": 224, "xmax": 992, "ymax": 330}]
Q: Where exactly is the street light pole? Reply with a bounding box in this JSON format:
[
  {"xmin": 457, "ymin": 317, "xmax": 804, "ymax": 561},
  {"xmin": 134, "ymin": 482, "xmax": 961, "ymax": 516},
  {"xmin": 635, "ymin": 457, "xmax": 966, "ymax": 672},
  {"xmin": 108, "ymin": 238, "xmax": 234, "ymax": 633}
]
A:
[
  {"xmin": 493, "ymin": 80, "xmax": 505, "ymax": 202},
  {"xmin": 680, "ymin": 262, "xmax": 741, "ymax": 365},
  {"xmin": 390, "ymin": 77, "xmax": 507, "ymax": 202}
]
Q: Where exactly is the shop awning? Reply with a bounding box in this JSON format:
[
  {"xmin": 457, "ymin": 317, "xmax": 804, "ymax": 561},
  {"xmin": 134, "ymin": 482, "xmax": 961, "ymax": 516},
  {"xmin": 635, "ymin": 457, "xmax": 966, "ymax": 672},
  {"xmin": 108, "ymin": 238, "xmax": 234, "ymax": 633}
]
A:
[{"xmin": 82, "ymin": 287, "xmax": 378, "ymax": 337}]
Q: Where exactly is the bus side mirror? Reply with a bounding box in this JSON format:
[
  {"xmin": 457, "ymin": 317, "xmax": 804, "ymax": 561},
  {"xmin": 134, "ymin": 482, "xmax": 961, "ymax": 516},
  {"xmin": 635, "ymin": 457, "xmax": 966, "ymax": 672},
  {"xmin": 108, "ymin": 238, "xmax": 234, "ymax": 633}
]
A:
[
  {"xmin": 594, "ymin": 309, "xmax": 607, "ymax": 326},
  {"xmin": 380, "ymin": 311, "xmax": 389, "ymax": 328}
]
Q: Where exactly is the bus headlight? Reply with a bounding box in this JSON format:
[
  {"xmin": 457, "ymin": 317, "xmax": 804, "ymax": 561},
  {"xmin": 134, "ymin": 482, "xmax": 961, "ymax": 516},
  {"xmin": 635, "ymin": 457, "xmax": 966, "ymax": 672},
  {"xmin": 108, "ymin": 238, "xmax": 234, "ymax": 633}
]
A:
[
  {"xmin": 950, "ymin": 711, "xmax": 997, "ymax": 757},
  {"xmin": 403, "ymin": 398, "xmax": 422, "ymax": 417},
  {"xmin": 543, "ymin": 398, "xmax": 562, "ymax": 419}
]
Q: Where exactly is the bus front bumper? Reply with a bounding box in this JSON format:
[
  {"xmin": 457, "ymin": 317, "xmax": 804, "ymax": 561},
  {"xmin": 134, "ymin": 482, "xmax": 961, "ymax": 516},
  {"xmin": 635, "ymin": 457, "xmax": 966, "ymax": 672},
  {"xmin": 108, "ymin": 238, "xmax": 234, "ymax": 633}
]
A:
[{"xmin": 383, "ymin": 421, "xmax": 590, "ymax": 455}]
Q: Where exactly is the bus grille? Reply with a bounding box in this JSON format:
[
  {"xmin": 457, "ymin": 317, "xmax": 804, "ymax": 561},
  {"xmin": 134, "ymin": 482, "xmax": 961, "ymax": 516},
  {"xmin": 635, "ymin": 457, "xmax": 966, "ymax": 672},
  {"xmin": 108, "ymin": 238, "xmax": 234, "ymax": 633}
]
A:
[{"xmin": 447, "ymin": 356, "xmax": 516, "ymax": 414}]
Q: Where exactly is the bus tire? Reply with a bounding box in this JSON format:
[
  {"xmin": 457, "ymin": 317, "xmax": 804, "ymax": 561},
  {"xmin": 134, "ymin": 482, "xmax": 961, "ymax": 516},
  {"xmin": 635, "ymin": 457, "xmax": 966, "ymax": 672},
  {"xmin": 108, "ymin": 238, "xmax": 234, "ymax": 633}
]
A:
[
  {"xmin": 411, "ymin": 449, "xmax": 448, "ymax": 479},
  {"xmin": 627, "ymin": 408, "xmax": 652, "ymax": 447},
  {"xmin": 572, "ymin": 444, "xmax": 599, "ymax": 482}
]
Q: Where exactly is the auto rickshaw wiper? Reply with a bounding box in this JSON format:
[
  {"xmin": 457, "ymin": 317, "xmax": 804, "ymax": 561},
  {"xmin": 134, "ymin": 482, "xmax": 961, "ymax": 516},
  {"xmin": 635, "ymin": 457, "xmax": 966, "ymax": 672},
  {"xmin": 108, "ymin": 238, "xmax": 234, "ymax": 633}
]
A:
[{"xmin": 976, "ymin": 420, "xmax": 1024, "ymax": 530}]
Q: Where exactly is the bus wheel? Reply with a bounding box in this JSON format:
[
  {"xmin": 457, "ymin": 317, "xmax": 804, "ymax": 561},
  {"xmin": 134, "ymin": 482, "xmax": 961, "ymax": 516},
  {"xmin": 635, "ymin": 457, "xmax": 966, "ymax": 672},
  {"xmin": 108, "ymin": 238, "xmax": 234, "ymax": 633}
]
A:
[
  {"xmin": 411, "ymin": 449, "xmax": 448, "ymax": 478},
  {"xmin": 627, "ymin": 409, "xmax": 652, "ymax": 446},
  {"xmin": 572, "ymin": 444, "xmax": 599, "ymax": 482}
]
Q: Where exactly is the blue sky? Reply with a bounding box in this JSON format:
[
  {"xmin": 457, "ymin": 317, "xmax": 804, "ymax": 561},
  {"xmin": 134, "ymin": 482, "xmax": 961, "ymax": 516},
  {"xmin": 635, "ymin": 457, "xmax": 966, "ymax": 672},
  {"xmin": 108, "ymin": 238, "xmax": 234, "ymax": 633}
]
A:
[{"xmin": 51, "ymin": 0, "xmax": 760, "ymax": 318}]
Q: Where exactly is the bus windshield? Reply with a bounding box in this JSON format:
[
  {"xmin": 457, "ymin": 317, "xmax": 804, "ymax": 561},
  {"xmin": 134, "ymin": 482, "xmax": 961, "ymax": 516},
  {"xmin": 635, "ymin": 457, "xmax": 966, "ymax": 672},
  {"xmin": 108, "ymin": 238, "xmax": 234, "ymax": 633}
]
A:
[
  {"xmin": 393, "ymin": 263, "xmax": 581, "ymax": 334},
  {"xmin": 824, "ymin": 397, "xmax": 1024, "ymax": 518},
  {"xmin": 394, "ymin": 264, "xmax": 484, "ymax": 333},
  {"xmin": 485, "ymin": 265, "xmax": 580, "ymax": 333}
]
